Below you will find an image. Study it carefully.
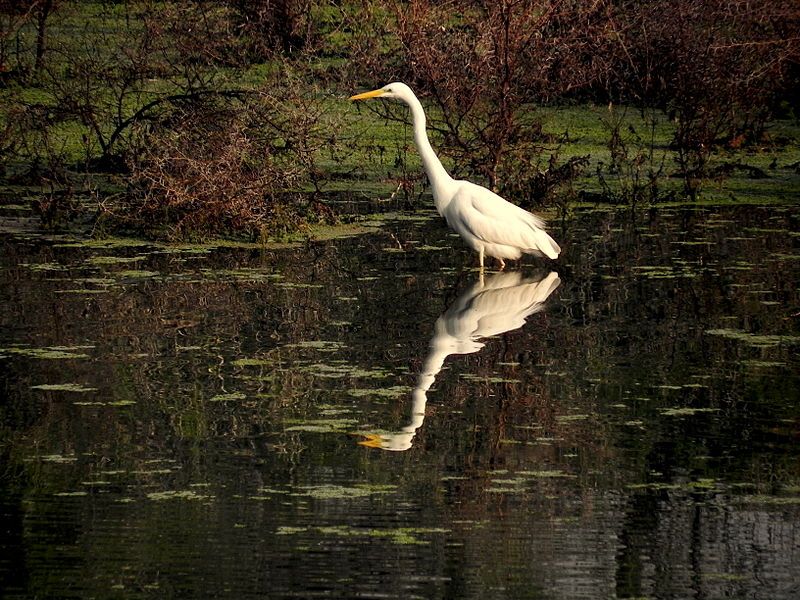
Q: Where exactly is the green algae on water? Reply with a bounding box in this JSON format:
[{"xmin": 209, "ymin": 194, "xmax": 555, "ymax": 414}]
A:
[
  {"xmin": 705, "ymin": 328, "xmax": 800, "ymax": 347},
  {"xmin": 660, "ymin": 407, "xmax": 719, "ymax": 417},
  {"xmin": 0, "ymin": 346, "xmax": 92, "ymax": 360},
  {"xmin": 275, "ymin": 524, "xmax": 446, "ymax": 545},
  {"xmin": 31, "ymin": 383, "xmax": 98, "ymax": 392},
  {"xmin": 209, "ymin": 392, "xmax": 246, "ymax": 402},
  {"xmin": 147, "ymin": 490, "xmax": 215, "ymax": 501},
  {"xmin": 293, "ymin": 484, "xmax": 396, "ymax": 500},
  {"xmin": 283, "ymin": 418, "xmax": 358, "ymax": 433},
  {"xmin": 347, "ymin": 386, "xmax": 408, "ymax": 398}
]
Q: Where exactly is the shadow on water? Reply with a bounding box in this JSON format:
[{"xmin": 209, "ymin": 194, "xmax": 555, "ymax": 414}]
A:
[{"xmin": 0, "ymin": 203, "xmax": 799, "ymax": 599}]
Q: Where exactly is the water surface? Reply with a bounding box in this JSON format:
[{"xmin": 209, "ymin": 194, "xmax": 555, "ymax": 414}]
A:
[{"xmin": 1, "ymin": 204, "xmax": 799, "ymax": 599}]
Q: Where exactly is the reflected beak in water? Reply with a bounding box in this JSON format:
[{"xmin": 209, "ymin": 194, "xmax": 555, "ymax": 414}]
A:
[{"xmin": 357, "ymin": 433, "xmax": 384, "ymax": 448}]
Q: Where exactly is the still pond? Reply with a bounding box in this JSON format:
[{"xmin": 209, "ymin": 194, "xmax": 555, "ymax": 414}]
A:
[{"xmin": 1, "ymin": 202, "xmax": 799, "ymax": 599}]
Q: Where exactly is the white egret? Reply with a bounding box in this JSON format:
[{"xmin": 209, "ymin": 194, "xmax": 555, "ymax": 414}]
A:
[
  {"xmin": 359, "ymin": 271, "xmax": 561, "ymax": 451},
  {"xmin": 350, "ymin": 82, "xmax": 561, "ymax": 269}
]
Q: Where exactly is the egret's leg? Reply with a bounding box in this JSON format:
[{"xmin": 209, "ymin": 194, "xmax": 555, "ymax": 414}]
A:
[
  {"xmin": 478, "ymin": 247, "xmax": 485, "ymax": 272},
  {"xmin": 497, "ymin": 258, "xmax": 506, "ymax": 270}
]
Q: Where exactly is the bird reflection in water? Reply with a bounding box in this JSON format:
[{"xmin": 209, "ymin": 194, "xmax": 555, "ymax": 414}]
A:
[{"xmin": 359, "ymin": 271, "xmax": 560, "ymax": 451}]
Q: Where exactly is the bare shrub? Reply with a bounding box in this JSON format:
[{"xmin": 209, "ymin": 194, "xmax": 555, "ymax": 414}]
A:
[
  {"xmin": 362, "ymin": 0, "xmax": 610, "ymax": 203},
  {"xmin": 226, "ymin": 0, "xmax": 318, "ymax": 57},
  {"xmin": 609, "ymin": 0, "xmax": 800, "ymax": 198},
  {"xmin": 595, "ymin": 106, "xmax": 671, "ymax": 207},
  {"xmin": 0, "ymin": 0, "xmax": 64, "ymax": 80},
  {"xmin": 123, "ymin": 83, "xmax": 335, "ymax": 240}
]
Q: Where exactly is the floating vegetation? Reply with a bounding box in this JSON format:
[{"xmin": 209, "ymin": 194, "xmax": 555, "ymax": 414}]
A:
[
  {"xmin": 459, "ymin": 374, "xmax": 521, "ymax": 384},
  {"xmin": 631, "ymin": 265, "xmax": 698, "ymax": 279},
  {"xmin": 275, "ymin": 524, "xmax": 446, "ymax": 545},
  {"xmin": 741, "ymin": 360, "xmax": 786, "ymax": 368},
  {"xmin": 203, "ymin": 268, "xmax": 282, "ymax": 281},
  {"xmin": 21, "ymin": 262, "xmax": 68, "ymax": 271},
  {"xmin": 284, "ymin": 418, "xmax": 358, "ymax": 433},
  {"xmin": 275, "ymin": 282, "xmax": 323, "ymax": 289},
  {"xmin": 118, "ymin": 270, "xmax": 160, "ymax": 278},
  {"xmin": 293, "ymin": 484, "xmax": 397, "ymax": 500},
  {"xmin": 54, "ymin": 491, "xmax": 89, "ymax": 497},
  {"xmin": 87, "ymin": 255, "xmax": 145, "ymax": 265},
  {"xmin": 57, "ymin": 238, "xmax": 155, "ymax": 249},
  {"xmin": 733, "ymin": 495, "xmax": 800, "ymax": 506},
  {"xmin": 40, "ymin": 454, "xmax": 78, "ymax": 463},
  {"xmin": 518, "ymin": 470, "xmax": 576, "ymax": 479},
  {"xmin": 286, "ymin": 340, "xmax": 345, "ymax": 352},
  {"xmin": 627, "ymin": 482, "xmax": 683, "ymax": 491},
  {"xmin": 347, "ymin": 386, "xmax": 408, "ymax": 398},
  {"xmin": 31, "ymin": 383, "xmax": 97, "ymax": 392},
  {"xmin": 300, "ymin": 362, "xmax": 392, "ymax": 379},
  {"xmin": 209, "ymin": 392, "xmax": 246, "ymax": 402},
  {"xmin": 147, "ymin": 490, "xmax": 215, "ymax": 501},
  {"xmin": 0, "ymin": 346, "xmax": 92, "ymax": 360},
  {"xmin": 705, "ymin": 329, "xmax": 800, "ymax": 347},
  {"xmin": 55, "ymin": 288, "xmax": 110, "ymax": 294},
  {"xmin": 487, "ymin": 469, "xmax": 576, "ymax": 493},
  {"xmin": 660, "ymin": 407, "xmax": 720, "ymax": 417},
  {"xmin": 556, "ymin": 414, "xmax": 591, "ymax": 423},
  {"xmin": 232, "ymin": 357, "xmax": 274, "ymax": 367}
]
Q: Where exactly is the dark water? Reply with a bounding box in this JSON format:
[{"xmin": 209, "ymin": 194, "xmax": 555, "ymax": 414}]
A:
[{"xmin": 1, "ymin": 204, "xmax": 799, "ymax": 599}]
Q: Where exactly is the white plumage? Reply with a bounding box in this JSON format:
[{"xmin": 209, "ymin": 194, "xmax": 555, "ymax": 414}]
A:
[
  {"xmin": 359, "ymin": 271, "xmax": 561, "ymax": 451},
  {"xmin": 350, "ymin": 82, "xmax": 561, "ymax": 268}
]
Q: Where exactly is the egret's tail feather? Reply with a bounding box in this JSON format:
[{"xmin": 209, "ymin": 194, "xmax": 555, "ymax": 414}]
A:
[{"xmin": 533, "ymin": 230, "xmax": 561, "ymax": 259}]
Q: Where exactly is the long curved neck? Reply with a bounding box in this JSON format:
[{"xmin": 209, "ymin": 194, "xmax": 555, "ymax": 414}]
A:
[{"xmin": 406, "ymin": 95, "xmax": 453, "ymax": 210}]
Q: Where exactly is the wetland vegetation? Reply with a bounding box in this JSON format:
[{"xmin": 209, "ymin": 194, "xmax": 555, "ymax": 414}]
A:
[{"xmin": 1, "ymin": 0, "xmax": 798, "ymax": 238}]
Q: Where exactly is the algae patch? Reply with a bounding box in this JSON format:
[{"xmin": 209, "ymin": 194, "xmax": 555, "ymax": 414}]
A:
[
  {"xmin": 705, "ymin": 329, "xmax": 800, "ymax": 347},
  {"xmin": 147, "ymin": 490, "xmax": 215, "ymax": 501},
  {"xmin": 31, "ymin": 383, "xmax": 98, "ymax": 392},
  {"xmin": 294, "ymin": 484, "xmax": 397, "ymax": 500},
  {"xmin": 1, "ymin": 346, "xmax": 92, "ymax": 360},
  {"xmin": 284, "ymin": 418, "xmax": 358, "ymax": 433},
  {"xmin": 275, "ymin": 523, "xmax": 446, "ymax": 545}
]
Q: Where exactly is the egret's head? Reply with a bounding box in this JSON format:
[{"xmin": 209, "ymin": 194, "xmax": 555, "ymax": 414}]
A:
[{"xmin": 349, "ymin": 82, "xmax": 413, "ymax": 103}]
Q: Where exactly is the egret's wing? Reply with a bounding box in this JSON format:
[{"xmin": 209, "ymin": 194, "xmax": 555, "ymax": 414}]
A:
[{"xmin": 446, "ymin": 183, "xmax": 561, "ymax": 258}]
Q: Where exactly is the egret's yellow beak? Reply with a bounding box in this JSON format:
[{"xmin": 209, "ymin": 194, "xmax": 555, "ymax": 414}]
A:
[
  {"xmin": 349, "ymin": 89, "xmax": 385, "ymax": 101},
  {"xmin": 358, "ymin": 433, "xmax": 384, "ymax": 448}
]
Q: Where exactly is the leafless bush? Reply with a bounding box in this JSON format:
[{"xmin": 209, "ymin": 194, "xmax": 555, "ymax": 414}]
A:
[
  {"xmin": 355, "ymin": 0, "xmax": 610, "ymax": 201},
  {"xmin": 226, "ymin": 0, "xmax": 318, "ymax": 57},
  {"xmin": 0, "ymin": 0, "xmax": 64, "ymax": 80},
  {"xmin": 595, "ymin": 106, "xmax": 671, "ymax": 207},
  {"xmin": 609, "ymin": 0, "xmax": 800, "ymax": 197},
  {"xmin": 122, "ymin": 84, "xmax": 335, "ymax": 239}
]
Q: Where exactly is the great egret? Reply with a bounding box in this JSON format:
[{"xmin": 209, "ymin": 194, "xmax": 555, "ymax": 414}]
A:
[
  {"xmin": 359, "ymin": 271, "xmax": 561, "ymax": 451},
  {"xmin": 349, "ymin": 82, "xmax": 561, "ymax": 269}
]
